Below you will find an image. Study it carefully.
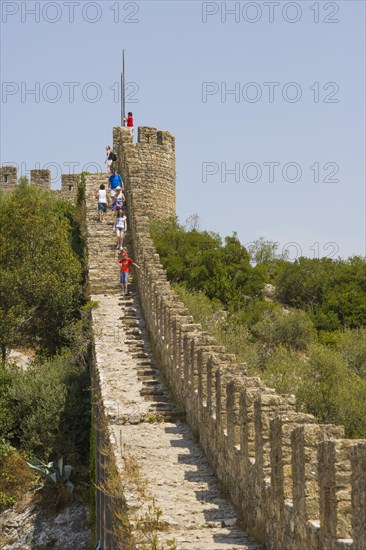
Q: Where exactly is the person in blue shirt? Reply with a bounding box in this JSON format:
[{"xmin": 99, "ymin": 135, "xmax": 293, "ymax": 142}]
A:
[{"xmin": 108, "ymin": 169, "xmax": 123, "ymax": 202}]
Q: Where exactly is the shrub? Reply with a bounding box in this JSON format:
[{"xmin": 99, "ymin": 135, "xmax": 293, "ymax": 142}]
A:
[
  {"xmin": 261, "ymin": 346, "xmax": 307, "ymax": 396},
  {"xmin": 0, "ymin": 363, "xmax": 19, "ymax": 438},
  {"xmin": 4, "ymin": 349, "xmax": 90, "ymax": 463},
  {"xmin": 334, "ymin": 375, "xmax": 366, "ymax": 438},
  {"xmin": 296, "ymin": 344, "xmax": 366, "ymax": 437},
  {"xmin": 172, "ymin": 284, "xmax": 260, "ymax": 372},
  {"xmin": 337, "ymin": 328, "xmax": 366, "ymax": 377},
  {"xmin": 213, "ymin": 317, "xmax": 260, "ymax": 373},
  {"xmin": 172, "ymin": 283, "xmax": 223, "ymax": 332},
  {"xmin": 317, "ymin": 330, "xmax": 342, "ymax": 347},
  {"xmin": 296, "ymin": 345, "xmax": 347, "ymax": 422},
  {"xmin": 151, "ymin": 217, "xmax": 366, "ymax": 438},
  {"xmin": 0, "ymin": 441, "xmax": 34, "ymax": 510},
  {"xmin": 237, "ymin": 299, "xmax": 279, "ymax": 328},
  {"xmin": 252, "ymin": 308, "xmax": 315, "ymax": 352}
]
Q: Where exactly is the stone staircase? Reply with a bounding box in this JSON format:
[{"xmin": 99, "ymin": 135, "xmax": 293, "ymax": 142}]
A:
[
  {"xmin": 85, "ymin": 173, "xmax": 125, "ymax": 295},
  {"xmin": 85, "ymin": 174, "xmax": 261, "ymax": 549}
]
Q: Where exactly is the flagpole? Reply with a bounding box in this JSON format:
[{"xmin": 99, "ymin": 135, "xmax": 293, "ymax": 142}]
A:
[{"xmin": 121, "ymin": 50, "xmax": 125, "ymax": 126}]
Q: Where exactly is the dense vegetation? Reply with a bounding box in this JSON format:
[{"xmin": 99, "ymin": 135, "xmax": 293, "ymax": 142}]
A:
[
  {"xmin": 0, "ymin": 181, "xmax": 84, "ymax": 359},
  {"xmin": 276, "ymin": 256, "xmax": 366, "ymax": 332},
  {"xmin": 0, "ymin": 181, "xmax": 91, "ymax": 510},
  {"xmin": 150, "ymin": 217, "xmax": 366, "ymax": 438},
  {"xmin": 149, "ymin": 217, "xmax": 266, "ymax": 308}
]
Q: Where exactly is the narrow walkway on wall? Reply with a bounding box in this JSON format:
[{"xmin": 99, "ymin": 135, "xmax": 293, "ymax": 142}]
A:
[{"xmin": 85, "ymin": 175, "xmax": 260, "ymax": 549}]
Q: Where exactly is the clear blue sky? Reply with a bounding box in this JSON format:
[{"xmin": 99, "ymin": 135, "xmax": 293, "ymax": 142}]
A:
[{"xmin": 1, "ymin": 1, "xmax": 365, "ymax": 259}]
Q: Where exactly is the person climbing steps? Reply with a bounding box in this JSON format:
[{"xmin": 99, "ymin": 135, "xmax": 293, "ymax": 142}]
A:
[
  {"xmin": 118, "ymin": 250, "xmax": 140, "ymax": 295},
  {"xmin": 114, "ymin": 209, "xmax": 127, "ymax": 250},
  {"xmin": 95, "ymin": 183, "xmax": 107, "ymax": 222}
]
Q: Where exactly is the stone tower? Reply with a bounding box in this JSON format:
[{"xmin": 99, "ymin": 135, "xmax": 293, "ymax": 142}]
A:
[{"xmin": 113, "ymin": 126, "xmax": 176, "ymax": 220}]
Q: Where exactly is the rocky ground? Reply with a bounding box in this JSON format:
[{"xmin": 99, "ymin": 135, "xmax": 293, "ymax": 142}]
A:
[
  {"xmin": 0, "ymin": 502, "xmax": 93, "ymax": 549},
  {"xmin": 6, "ymin": 349, "xmax": 35, "ymax": 371}
]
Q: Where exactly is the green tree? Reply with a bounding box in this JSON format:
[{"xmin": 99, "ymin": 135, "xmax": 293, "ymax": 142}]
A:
[
  {"xmin": 275, "ymin": 256, "xmax": 366, "ymax": 331},
  {"xmin": 0, "ymin": 185, "xmax": 82, "ymax": 357},
  {"xmin": 150, "ymin": 218, "xmax": 265, "ymax": 308}
]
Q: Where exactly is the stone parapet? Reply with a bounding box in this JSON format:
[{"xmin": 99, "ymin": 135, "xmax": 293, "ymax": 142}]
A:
[{"xmin": 0, "ymin": 165, "xmax": 79, "ymax": 205}]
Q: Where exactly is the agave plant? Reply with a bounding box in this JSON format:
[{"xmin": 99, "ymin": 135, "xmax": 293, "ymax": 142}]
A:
[{"xmin": 27, "ymin": 457, "xmax": 74, "ymax": 494}]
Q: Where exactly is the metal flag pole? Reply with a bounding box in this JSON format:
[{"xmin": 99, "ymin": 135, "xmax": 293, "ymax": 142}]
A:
[{"xmin": 121, "ymin": 50, "xmax": 125, "ymax": 126}]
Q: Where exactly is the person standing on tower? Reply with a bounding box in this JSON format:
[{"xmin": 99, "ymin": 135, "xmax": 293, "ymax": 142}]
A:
[{"xmin": 123, "ymin": 112, "xmax": 134, "ymax": 137}]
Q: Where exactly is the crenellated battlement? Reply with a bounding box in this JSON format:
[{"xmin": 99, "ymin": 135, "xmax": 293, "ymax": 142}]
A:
[
  {"xmin": 60, "ymin": 174, "xmax": 80, "ymax": 201},
  {"xmin": 0, "ymin": 165, "xmax": 80, "ymax": 202},
  {"xmin": 30, "ymin": 169, "xmax": 51, "ymax": 189},
  {"xmin": 137, "ymin": 126, "xmax": 175, "ymax": 150},
  {"xmin": 0, "ymin": 166, "xmax": 18, "ymax": 188},
  {"xmin": 114, "ymin": 125, "xmax": 366, "ymax": 550}
]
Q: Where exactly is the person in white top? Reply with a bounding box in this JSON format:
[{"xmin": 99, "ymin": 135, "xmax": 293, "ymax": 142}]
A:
[
  {"xmin": 95, "ymin": 183, "xmax": 107, "ymax": 222},
  {"xmin": 114, "ymin": 209, "xmax": 127, "ymax": 250}
]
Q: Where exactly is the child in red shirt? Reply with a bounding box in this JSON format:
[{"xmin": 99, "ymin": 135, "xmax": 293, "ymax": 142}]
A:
[
  {"xmin": 118, "ymin": 251, "xmax": 140, "ymax": 295},
  {"xmin": 123, "ymin": 112, "xmax": 134, "ymax": 137}
]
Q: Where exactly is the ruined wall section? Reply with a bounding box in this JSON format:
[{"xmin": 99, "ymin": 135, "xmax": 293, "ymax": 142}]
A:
[
  {"xmin": 0, "ymin": 166, "xmax": 18, "ymax": 189},
  {"xmin": 0, "ymin": 166, "xmax": 79, "ymax": 203},
  {"xmin": 30, "ymin": 169, "xmax": 51, "ymax": 189},
  {"xmin": 114, "ymin": 125, "xmax": 366, "ymax": 550},
  {"xmin": 59, "ymin": 174, "xmax": 80, "ymax": 202}
]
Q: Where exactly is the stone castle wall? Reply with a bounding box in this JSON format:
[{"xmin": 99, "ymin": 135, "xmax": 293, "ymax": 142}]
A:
[
  {"xmin": 2, "ymin": 129, "xmax": 365, "ymax": 549},
  {"xmin": 0, "ymin": 166, "xmax": 79, "ymax": 203},
  {"xmin": 113, "ymin": 126, "xmax": 366, "ymax": 550}
]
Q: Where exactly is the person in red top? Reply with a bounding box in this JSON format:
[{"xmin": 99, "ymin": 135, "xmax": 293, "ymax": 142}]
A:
[
  {"xmin": 118, "ymin": 251, "xmax": 140, "ymax": 295},
  {"xmin": 123, "ymin": 112, "xmax": 134, "ymax": 137}
]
